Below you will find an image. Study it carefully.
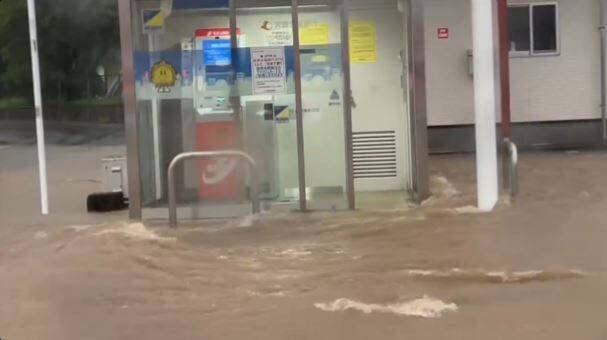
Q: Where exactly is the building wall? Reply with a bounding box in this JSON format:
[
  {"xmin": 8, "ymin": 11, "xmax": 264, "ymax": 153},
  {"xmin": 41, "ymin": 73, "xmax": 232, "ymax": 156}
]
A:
[{"xmin": 424, "ymin": 0, "xmax": 601, "ymax": 126}]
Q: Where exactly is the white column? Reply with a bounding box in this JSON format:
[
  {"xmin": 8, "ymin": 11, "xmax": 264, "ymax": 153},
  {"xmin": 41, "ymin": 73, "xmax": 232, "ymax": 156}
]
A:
[
  {"xmin": 471, "ymin": 0, "xmax": 499, "ymax": 211},
  {"xmin": 27, "ymin": 0, "xmax": 49, "ymax": 215}
]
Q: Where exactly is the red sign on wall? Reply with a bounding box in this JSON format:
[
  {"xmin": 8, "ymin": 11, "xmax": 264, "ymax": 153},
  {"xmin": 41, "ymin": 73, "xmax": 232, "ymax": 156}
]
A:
[
  {"xmin": 195, "ymin": 28, "xmax": 241, "ymax": 38},
  {"xmin": 438, "ymin": 28, "xmax": 449, "ymax": 39}
]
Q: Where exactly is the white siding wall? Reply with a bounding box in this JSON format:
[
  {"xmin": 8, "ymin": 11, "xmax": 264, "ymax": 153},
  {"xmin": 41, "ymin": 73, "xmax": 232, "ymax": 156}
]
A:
[
  {"xmin": 424, "ymin": 0, "xmax": 475, "ymax": 126},
  {"xmin": 424, "ymin": 0, "xmax": 601, "ymax": 126}
]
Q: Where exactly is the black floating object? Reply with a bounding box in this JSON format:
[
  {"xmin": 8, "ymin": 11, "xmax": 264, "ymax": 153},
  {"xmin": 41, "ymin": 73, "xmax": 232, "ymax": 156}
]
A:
[{"xmin": 87, "ymin": 192, "xmax": 128, "ymax": 213}]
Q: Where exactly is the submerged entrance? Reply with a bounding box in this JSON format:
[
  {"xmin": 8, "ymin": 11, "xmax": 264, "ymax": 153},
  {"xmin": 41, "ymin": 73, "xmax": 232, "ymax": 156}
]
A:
[{"xmin": 125, "ymin": 0, "xmax": 416, "ymax": 219}]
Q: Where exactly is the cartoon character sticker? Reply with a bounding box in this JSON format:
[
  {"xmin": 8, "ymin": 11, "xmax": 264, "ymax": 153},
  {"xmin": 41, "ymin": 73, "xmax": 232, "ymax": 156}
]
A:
[{"xmin": 151, "ymin": 60, "xmax": 177, "ymax": 93}]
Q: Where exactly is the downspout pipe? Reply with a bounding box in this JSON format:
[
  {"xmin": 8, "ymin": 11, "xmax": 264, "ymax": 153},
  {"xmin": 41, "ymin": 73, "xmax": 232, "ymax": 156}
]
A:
[
  {"xmin": 600, "ymin": 0, "xmax": 607, "ymax": 144},
  {"xmin": 497, "ymin": 0, "xmax": 511, "ymax": 140},
  {"xmin": 497, "ymin": 0, "xmax": 513, "ymax": 190}
]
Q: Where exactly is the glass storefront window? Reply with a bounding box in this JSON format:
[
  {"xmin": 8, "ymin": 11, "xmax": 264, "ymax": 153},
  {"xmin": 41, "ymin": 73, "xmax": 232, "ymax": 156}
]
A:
[
  {"xmin": 130, "ymin": 1, "xmax": 307, "ymax": 219},
  {"xmin": 235, "ymin": 3, "xmax": 300, "ymax": 205},
  {"xmin": 122, "ymin": 0, "xmax": 421, "ymax": 220},
  {"xmin": 298, "ymin": 5, "xmax": 349, "ymax": 210}
]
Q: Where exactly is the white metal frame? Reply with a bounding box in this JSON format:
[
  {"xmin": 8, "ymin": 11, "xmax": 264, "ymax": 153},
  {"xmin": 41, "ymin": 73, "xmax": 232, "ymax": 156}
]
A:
[
  {"xmin": 26, "ymin": 0, "xmax": 50, "ymax": 215},
  {"xmin": 508, "ymin": 1, "xmax": 560, "ymax": 58}
]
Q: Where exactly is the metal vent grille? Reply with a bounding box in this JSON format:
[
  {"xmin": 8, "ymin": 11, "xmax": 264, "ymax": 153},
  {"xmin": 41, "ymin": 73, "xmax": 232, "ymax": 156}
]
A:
[{"xmin": 352, "ymin": 131, "xmax": 397, "ymax": 179}]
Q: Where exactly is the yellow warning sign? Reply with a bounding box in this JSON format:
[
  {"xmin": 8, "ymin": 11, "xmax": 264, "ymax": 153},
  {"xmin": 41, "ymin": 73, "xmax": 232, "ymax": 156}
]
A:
[
  {"xmin": 349, "ymin": 21, "xmax": 377, "ymax": 63},
  {"xmin": 300, "ymin": 23, "xmax": 330, "ymax": 46}
]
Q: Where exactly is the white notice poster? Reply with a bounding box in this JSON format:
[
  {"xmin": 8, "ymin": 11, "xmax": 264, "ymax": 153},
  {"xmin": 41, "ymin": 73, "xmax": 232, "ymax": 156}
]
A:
[
  {"xmin": 251, "ymin": 47, "xmax": 287, "ymax": 95},
  {"xmin": 261, "ymin": 21, "xmax": 293, "ymax": 46}
]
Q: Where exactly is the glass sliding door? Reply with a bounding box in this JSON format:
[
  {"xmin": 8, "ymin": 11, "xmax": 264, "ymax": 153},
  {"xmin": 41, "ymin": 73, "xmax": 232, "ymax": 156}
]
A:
[
  {"xmin": 234, "ymin": 0, "xmax": 301, "ymax": 209},
  {"xmin": 297, "ymin": 0, "xmax": 351, "ymax": 210}
]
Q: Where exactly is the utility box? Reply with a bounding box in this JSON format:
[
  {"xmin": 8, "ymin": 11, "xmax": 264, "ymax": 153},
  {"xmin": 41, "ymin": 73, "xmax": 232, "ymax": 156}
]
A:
[{"xmin": 101, "ymin": 156, "xmax": 129, "ymax": 198}]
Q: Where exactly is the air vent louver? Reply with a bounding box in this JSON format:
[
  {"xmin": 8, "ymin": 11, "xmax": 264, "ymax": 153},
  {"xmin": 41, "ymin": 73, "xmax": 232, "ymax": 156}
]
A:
[{"xmin": 353, "ymin": 131, "xmax": 397, "ymax": 179}]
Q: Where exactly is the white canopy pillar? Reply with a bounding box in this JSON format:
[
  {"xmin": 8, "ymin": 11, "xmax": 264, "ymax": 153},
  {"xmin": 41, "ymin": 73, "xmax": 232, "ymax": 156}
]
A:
[{"xmin": 471, "ymin": 0, "xmax": 499, "ymax": 211}]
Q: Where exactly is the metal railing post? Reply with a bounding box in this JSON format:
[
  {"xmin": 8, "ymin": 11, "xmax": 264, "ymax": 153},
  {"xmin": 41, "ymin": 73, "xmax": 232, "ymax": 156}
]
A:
[
  {"xmin": 168, "ymin": 151, "xmax": 259, "ymax": 228},
  {"xmin": 503, "ymin": 138, "xmax": 519, "ymax": 200}
]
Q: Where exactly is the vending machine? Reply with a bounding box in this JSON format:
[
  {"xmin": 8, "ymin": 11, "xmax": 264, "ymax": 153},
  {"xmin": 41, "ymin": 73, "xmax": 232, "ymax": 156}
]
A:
[{"xmin": 193, "ymin": 28, "xmax": 242, "ymax": 201}]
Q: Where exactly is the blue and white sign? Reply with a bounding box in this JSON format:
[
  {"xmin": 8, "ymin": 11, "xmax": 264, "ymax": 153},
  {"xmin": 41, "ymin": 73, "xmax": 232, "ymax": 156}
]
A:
[
  {"xmin": 142, "ymin": 9, "xmax": 165, "ymax": 34},
  {"xmin": 173, "ymin": 0, "xmax": 229, "ymax": 10}
]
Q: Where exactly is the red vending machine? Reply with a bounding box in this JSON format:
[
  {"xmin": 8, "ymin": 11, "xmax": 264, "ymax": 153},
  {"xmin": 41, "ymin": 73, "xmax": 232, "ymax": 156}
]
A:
[
  {"xmin": 194, "ymin": 28, "xmax": 243, "ymax": 200},
  {"xmin": 197, "ymin": 121, "xmax": 242, "ymax": 200}
]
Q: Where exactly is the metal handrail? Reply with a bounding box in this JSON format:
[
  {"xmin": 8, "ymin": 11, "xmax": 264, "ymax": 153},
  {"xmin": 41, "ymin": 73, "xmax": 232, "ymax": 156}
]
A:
[
  {"xmin": 168, "ymin": 151, "xmax": 260, "ymax": 228},
  {"xmin": 503, "ymin": 138, "xmax": 519, "ymax": 200}
]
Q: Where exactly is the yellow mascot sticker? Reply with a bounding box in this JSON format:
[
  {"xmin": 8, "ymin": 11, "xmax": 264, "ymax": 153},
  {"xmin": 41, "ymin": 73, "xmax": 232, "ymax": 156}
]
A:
[{"xmin": 151, "ymin": 60, "xmax": 177, "ymax": 93}]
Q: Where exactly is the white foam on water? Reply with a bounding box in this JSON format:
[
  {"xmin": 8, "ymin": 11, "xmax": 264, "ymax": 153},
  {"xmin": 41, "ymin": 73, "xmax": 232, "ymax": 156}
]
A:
[
  {"xmin": 238, "ymin": 214, "xmax": 260, "ymax": 228},
  {"xmin": 407, "ymin": 269, "xmax": 444, "ymax": 276},
  {"xmin": 406, "ymin": 268, "xmax": 587, "ymax": 283},
  {"xmin": 247, "ymin": 290, "xmax": 286, "ymax": 298},
  {"xmin": 279, "ymin": 248, "xmax": 313, "ymax": 258},
  {"xmin": 508, "ymin": 270, "xmax": 545, "ymax": 281},
  {"xmin": 258, "ymin": 246, "xmax": 315, "ymax": 260},
  {"xmin": 94, "ymin": 222, "xmax": 176, "ymax": 242},
  {"xmin": 390, "ymin": 213, "xmax": 427, "ymax": 222},
  {"xmin": 33, "ymin": 231, "xmax": 48, "ymax": 240},
  {"xmin": 68, "ymin": 224, "xmax": 94, "ymax": 232},
  {"xmin": 431, "ymin": 175, "xmax": 460, "ymax": 198},
  {"xmin": 314, "ymin": 296, "xmax": 458, "ymax": 318},
  {"xmin": 420, "ymin": 195, "xmax": 438, "ymax": 207},
  {"xmin": 449, "ymin": 205, "xmax": 483, "ymax": 214},
  {"xmin": 486, "ymin": 271, "xmax": 509, "ymax": 281}
]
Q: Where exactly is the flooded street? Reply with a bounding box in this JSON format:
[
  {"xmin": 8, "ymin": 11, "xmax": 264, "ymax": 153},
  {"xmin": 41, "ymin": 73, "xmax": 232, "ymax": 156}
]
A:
[{"xmin": 2, "ymin": 145, "xmax": 607, "ymax": 339}]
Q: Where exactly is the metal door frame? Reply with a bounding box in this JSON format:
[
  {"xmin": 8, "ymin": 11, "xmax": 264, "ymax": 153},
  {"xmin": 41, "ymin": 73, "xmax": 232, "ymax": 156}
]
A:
[
  {"xmin": 340, "ymin": 0, "xmax": 356, "ymax": 210},
  {"xmin": 291, "ymin": 0, "xmax": 355, "ymax": 211},
  {"xmin": 118, "ymin": 0, "xmax": 432, "ymax": 219},
  {"xmin": 405, "ymin": 0, "xmax": 430, "ymax": 203},
  {"xmin": 118, "ymin": 0, "xmax": 141, "ymax": 220}
]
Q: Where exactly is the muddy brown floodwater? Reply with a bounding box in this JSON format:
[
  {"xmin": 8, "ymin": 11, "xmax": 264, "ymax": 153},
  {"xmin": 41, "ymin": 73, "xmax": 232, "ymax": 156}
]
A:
[{"xmin": 1, "ymin": 145, "xmax": 607, "ymax": 339}]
